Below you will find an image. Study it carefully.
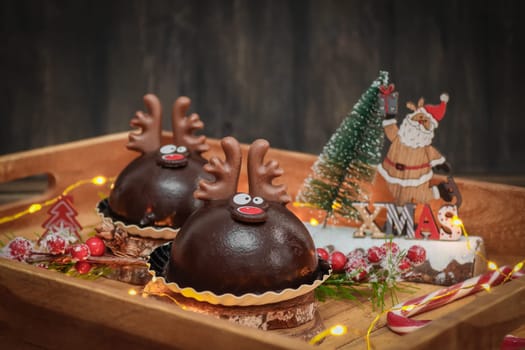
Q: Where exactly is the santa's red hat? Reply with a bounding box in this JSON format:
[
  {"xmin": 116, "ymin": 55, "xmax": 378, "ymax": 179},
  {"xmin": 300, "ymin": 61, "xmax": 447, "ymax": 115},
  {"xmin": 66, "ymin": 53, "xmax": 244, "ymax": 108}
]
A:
[{"xmin": 424, "ymin": 93, "xmax": 449, "ymax": 123}]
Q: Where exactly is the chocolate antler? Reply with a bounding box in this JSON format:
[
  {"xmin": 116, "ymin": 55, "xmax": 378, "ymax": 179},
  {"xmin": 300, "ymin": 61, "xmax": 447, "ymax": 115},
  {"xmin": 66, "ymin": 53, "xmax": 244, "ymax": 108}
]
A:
[
  {"xmin": 172, "ymin": 97, "xmax": 210, "ymax": 154},
  {"xmin": 248, "ymin": 139, "xmax": 291, "ymax": 204},
  {"xmin": 127, "ymin": 94, "xmax": 162, "ymax": 153},
  {"xmin": 194, "ymin": 137, "xmax": 242, "ymax": 201}
]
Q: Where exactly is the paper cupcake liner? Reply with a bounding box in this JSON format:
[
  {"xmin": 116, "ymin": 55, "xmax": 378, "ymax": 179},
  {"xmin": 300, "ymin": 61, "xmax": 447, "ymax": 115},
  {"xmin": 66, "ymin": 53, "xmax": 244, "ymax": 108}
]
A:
[
  {"xmin": 96, "ymin": 199, "xmax": 179, "ymax": 240},
  {"xmin": 147, "ymin": 242, "xmax": 331, "ymax": 306}
]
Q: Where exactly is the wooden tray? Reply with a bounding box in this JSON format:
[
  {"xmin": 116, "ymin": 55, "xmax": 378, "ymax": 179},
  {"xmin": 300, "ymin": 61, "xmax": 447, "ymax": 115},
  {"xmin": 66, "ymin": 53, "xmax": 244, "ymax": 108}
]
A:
[{"xmin": 1, "ymin": 132, "xmax": 524, "ymax": 349}]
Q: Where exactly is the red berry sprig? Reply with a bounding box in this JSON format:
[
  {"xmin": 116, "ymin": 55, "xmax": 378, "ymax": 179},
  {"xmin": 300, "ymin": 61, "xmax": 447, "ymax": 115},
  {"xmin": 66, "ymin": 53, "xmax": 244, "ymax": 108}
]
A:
[
  {"xmin": 75, "ymin": 261, "xmax": 93, "ymax": 274},
  {"xmin": 381, "ymin": 242, "xmax": 400, "ymax": 256},
  {"xmin": 70, "ymin": 243, "xmax": 91, "ymax": 261},
  {"xmin": 316, "ymin": 242, "xmax": 429, "ymax": 309},
  {"xmin": 2, "ymin": 237, "xmax": 34, "ymax": 261},
  {"xmin": 398, "ymin": 257, "xmax": 412, "ymax": 272},
  {"xmin": 345, "ymin": 257, "xmax": 368, "ymax": 281},
  {"xmin": 45, "ymin": 235, "xmax": 67, "ymax": 255},
  {"xmin": 85, "ymin": 236, "xmax": 106, "ymax": 257},
  {"xmin": 316, "ymin": 247, "xmax": 330, "ymax": 261},
  {"xmin": 2, "ymin": 234, "xmax": 109, "ymax": 276},
  {"xmin": 316, "ymin": 242, "xmax": 428, "ymax": 283},
  {"xmin": 69, "ymin": 238, "xmax": 107, "ymax": 273},
  {"xmin": 367, "ymin": 246, "xmax": 385, "ymax": 264},
  {"xmin": 329, "ymin": 251, "xmax": 348, "ymax": 272},
  {"xmin": 407, "ymin": 245, "xmax": 426, "ymax": 266}
]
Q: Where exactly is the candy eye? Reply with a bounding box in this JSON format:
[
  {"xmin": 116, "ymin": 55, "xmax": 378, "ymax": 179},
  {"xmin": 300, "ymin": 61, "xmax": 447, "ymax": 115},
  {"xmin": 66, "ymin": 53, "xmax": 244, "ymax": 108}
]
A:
[
  {"xmin": 252, "ymin": 197, "xmax": 264, "ymax": 205},
  {"xmin": 233, "ymin": 193, "xmax": 251, "ymax": 205},
  {"xmin": 176, "ymin": 146, "xmax": 187, "ymax": 153},
  {"xmin": 160, "ymin": 144, "xmax": 177, "ymax": 154}
]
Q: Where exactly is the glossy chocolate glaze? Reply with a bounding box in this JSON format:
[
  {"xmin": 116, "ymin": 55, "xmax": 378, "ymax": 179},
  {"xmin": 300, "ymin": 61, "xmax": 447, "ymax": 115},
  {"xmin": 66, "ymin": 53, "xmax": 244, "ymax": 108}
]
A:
[
  {"xmin": 167, "ymin": 199, "xmax": 319, "ymax": 295},
  {"xmin": 108, "ymin": 151, "xmax": 208, "ymax": 229}
]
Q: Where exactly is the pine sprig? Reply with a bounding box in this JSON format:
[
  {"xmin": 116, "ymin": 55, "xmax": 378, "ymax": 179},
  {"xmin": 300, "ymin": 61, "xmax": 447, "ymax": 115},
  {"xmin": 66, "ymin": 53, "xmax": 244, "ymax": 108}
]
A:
[
  {"xmin": 369, "ymin": 280, "xmax": 419, "ymax": 312},
  {"xmin": 46, "ymin": 261, "xmax": 113, "ymax": 280},
  {"xmin": 315, "ymin": 274, "xmax": 363, "ymax": 302},
  {"xmin": 315, "ymin": 272, "xmax": 418, "ymax": 312}
]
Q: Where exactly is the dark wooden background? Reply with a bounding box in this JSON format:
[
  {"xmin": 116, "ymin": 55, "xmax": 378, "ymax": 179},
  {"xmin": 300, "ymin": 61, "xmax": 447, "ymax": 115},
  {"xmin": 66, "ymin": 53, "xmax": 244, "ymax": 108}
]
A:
[{"xmin": 2, "ymin": 0, "xmax": 525, "ymax": 177}]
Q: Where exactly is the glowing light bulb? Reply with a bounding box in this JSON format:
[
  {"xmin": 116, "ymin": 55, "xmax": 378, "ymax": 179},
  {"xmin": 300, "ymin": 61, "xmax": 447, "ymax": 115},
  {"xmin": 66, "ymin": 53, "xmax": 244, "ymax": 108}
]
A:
[
  {"xmin": 28, "ymin": 204, "xmax": 42, "ymax": 213},
  {"xmin": 402, "ymin": 304, "xmax": 415, "ymax": 312},
  {"xmin": 309, "ymin": 324, "xmax": 348, "ymax": 345},
  {"xmin": 481, "ymin": 283, "xmax": 491, "ymax": 292},
  {"xmin": 92, "ymin": 176, "xmax": 107, "ymax": 185},
  {"xmin": 128, "ymin": 288, "xmax": 138, "ymax": 296},
  {"xmin": 310, "ymin": 218, "xmax": 319, "ymax": 226},
  {"xmin": 487, "ymin": 261, "xmax": 498, "ymax": 271},
  {"xmin": 513, "ymin": 262, "xmax": 524, "ymax": 273},
  {"xmin": 330, "ymin": 324, "xmax": 347, "ymax": 336},
  {"xmin": 452, "ymin": 215, "xmax": 463, "ymax": 226}
]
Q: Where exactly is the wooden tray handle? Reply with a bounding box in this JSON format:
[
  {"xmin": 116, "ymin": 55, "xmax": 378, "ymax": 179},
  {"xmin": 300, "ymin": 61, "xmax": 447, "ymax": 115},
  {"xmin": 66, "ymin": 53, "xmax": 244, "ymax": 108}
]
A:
[{"xmin": 0, "ymin": 133, "xmax": 135, "ymax": 213}]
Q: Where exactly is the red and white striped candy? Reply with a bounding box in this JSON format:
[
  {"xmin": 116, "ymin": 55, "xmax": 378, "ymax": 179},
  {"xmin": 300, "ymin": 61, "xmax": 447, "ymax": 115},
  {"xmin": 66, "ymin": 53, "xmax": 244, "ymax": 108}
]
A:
[
  {"xmin": 387, "ymin": 265, "xmax": 524, "ymax": 334},
  {"xmin": 500, "ymin": 334, "xmax": 525, "ymax": 350}
]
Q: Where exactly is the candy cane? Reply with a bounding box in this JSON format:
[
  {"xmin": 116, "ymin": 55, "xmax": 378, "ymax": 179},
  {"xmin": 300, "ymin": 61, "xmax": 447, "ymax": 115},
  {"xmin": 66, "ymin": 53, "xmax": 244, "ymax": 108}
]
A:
[
  {"xmin": 387, "ymin": 265, "xmax": 524, "ymax": 334},
  {"xmin": 500, "ymin": 334, "xmax": 525, "ymax": 350}
]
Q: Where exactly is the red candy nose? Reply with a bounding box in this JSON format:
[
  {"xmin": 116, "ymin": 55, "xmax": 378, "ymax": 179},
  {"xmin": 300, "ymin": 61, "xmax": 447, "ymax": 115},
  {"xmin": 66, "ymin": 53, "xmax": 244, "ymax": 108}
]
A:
[
  {"xmin": 238, "ymin": 206, "xmax": 264, "ymax": 215},
  {"xmin": 163, "ymin": 154, "xmax": 185, "ymax": 161}
]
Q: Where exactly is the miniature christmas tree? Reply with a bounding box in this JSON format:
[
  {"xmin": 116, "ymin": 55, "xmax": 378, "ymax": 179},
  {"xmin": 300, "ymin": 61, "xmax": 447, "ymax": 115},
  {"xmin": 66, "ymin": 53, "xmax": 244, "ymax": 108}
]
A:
[{"xmin": 296, "ymin": 71, "xmax": 389, "ymax": 225}]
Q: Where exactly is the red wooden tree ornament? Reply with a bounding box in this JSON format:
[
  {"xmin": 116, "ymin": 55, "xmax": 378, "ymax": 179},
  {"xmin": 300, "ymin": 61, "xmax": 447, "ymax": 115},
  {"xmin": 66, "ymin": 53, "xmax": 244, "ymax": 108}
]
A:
[{"xmin": 40, "ymin": 195, "xmax": 82, "ymax": 243}]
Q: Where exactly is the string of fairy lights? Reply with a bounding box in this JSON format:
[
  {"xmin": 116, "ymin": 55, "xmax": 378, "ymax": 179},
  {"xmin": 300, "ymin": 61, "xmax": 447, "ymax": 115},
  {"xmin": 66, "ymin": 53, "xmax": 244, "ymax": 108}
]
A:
[
  {"xmin": 0, "ymin": 176, "xmax": 113, "ymax": 226},
  {"xmin": 1, "ymin": 176, "xmax": 523, "ymax": 349}
]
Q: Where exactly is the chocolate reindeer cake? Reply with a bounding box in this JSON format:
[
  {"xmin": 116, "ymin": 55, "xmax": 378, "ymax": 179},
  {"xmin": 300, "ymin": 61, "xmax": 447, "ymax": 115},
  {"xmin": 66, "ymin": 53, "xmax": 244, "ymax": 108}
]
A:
[
  {"xmin": 96, "ymin": 94, "xmax": 210, "ymax": 258},
  {"xmin": 165, "ymin": 137, "xmax": 327, "ymax": 296},
  {"xmin": 145, "ymin": 137, "xmax": 329, "ymax": 330}
]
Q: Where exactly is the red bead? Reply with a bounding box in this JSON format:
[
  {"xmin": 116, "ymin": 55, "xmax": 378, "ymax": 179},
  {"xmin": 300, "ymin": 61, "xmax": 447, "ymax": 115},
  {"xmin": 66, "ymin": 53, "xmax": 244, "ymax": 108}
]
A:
[
  {"xmin": 329, "ymin": 251, "xmax": 348, "ymax": 272},
  {"xmin": 345, "ymin": 257, "xmax": 368, "ymax": 281},
  {"xmin": 316, "ymin": 247, "xmax": 329, "ymax": 261},
  {"xmin": 45, "ymin": 234, "xmax": 67, "ymax": 255},
  {"xmin": 381, "ymin": 242, "xmax": 400, "ymax": 256},
  {"xmin": 70, "ymin": 243, "xmax": 90, "ymax": 261},
  {"xmin": 367, "ymin": 246, "xmax": 385, "ymax": 263},
  {"xmin": 398, "ymin": 257, "xmax": 412, "ymax": 272},
  {"xmin": 407, "ymin": 245, "xmax": 426, "ymax": 266},
  {"xmin": 5, "ymin": 237, "xmax": 34, "ymax": 261},
  {"xmin": 85, "ymin": 236, "xmax": 106, "ymax": 256},
  {"xmin": 75, "ymin": 261, "xmax": 92, "ymax": 274}
]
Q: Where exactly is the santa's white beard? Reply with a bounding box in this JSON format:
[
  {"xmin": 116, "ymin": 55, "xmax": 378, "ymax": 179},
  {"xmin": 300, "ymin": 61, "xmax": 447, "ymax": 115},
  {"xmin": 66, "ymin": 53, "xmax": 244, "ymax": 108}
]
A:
[{"xmin": 398, "ymin": 117, "xmax": 435, "ymax": 148}]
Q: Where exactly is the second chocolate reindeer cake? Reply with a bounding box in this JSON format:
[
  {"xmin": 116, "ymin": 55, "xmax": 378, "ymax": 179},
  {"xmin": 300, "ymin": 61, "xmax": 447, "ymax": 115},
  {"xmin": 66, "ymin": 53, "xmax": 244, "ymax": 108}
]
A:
[
  {"xmin": 165, "ymin": 137, "xmax": 328, "ymax": 297},
  {"xmin": 97, "ymin": 94, "xmax": 210, "ymax": 259}
]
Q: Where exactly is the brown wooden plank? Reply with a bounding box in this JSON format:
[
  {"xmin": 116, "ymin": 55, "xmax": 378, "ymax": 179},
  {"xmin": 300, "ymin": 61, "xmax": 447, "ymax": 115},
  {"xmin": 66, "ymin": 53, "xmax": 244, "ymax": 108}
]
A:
[{"xmin": 0, "ymin": 258, "xmax": 309, "ymax": 350}]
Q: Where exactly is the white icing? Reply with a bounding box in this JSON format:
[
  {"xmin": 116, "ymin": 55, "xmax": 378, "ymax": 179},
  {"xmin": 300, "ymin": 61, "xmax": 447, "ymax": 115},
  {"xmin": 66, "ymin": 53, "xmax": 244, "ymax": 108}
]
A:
[{"xmin": 306, "ymin": 224, "xmax": 482, "ymax": 271}]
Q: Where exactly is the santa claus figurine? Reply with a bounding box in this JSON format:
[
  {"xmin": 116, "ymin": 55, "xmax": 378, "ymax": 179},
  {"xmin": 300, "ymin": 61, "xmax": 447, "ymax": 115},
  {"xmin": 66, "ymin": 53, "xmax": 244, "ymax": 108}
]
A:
[{"xmin": 377, "ymin": 86, "xmax": 454, "ymax": 205}]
